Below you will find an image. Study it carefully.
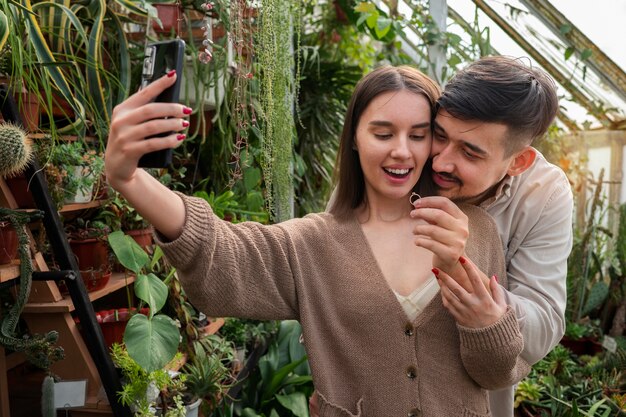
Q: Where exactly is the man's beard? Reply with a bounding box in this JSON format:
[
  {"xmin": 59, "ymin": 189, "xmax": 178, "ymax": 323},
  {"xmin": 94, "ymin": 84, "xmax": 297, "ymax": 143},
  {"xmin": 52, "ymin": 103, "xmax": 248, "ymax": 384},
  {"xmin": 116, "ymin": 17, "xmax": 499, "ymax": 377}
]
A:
[{"xmin": 433, "ymin": 171, "xmax": 502, "ymax": 206}]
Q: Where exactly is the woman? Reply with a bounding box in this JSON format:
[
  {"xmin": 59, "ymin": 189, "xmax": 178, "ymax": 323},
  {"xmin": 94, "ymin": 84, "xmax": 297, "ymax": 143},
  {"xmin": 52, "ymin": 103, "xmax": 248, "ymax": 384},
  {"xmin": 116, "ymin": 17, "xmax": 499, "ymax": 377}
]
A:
[{"xmin": 105, "ymin": 66, "xmax": 528, "ymax": 416}]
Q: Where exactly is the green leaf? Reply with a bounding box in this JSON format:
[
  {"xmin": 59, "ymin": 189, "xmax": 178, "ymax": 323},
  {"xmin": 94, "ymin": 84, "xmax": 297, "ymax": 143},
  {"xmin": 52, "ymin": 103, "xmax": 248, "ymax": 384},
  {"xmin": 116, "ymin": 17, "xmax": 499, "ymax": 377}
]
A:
[
  {"xmin": 241, "ymin": 408, "xmax": 263, "ymax": 417},
  {"xmin": 564, "ymin": 47, "xmax": 575, "ymax": 61},
  {"xmin": 365, "ymin": 11, "xmax": 378, "ymax": 29},
  {"xmin": 588, "ymin": 399, "xmax": 607, "ymax": 415},
  {"xmin": 85, "ymin": 0, "xmax": 110, "ymax": 129},
  {"xmin": 580, "ymin": 48, "xmax": 592, "ymax": 60},
  {"xmin": 356, "ymin": 13, "xmax": 369, "ymax": 27},
  {"xmin": 244, "ymin": 167, "xmax": 262, "ymax": 191},
  {"xmin": 261, "ymin": 356, "xmax": 309, "ymax": 403},
  {"xmin": 354, "ymin": 2, "xmax": 376, "ymax": 13},
  {"xmin": 0, "ymin": 11, "xmax": 10, "ymax": 52},
  {"xmin": 21, "ymin": 0, "xmax": 86, "ymax": 133},
  {"xmin": 560, "ymin": 24, "xmax": 572, "ymax": 35},
  {"xmin": 123, "ymin": 313, "xmax": 179, "ymax": 372},
  {"xmin": 375, "ymin": 17, "xmax": 391, "ymax": 39},
  {"xmin": 108, "ymin": 231, "xmax": 149, "ymax": 274},
  {"xmin": 134, "ymin": 273, "xmax": 168, "ymax": 316},
  {"xmin": 276, "ymin": 392, "xmax": 308, "ymax": 417},
  {"xmin": 582, "ymin": 280, "xmax": 609, "ymax": 316}
]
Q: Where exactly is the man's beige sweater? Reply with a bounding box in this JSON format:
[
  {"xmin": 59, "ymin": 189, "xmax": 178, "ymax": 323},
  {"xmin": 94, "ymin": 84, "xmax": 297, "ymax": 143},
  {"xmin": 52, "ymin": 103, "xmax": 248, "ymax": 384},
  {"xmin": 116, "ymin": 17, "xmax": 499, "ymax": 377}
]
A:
[{"xmin": 157, "ymin": 195, "xmax": 530, "ymax": 417}]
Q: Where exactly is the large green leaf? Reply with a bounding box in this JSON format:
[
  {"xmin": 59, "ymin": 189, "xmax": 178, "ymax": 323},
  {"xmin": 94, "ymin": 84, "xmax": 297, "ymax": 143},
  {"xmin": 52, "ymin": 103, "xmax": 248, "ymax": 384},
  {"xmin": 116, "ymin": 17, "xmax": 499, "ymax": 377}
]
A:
[
  {"xmin": 261, "ymin": 355, "xmax": 309, "ymax": 404},
  {"xmin": 276, "ymin": 392, "xmax": 308, "ymax": 417},
  {"xmin": 108, "ymin": 230, "xmax": 149, "ymax": 274},
  {"xmin": 134, "ymin": 273, "xmax": 168, "ymax": 316},
  {"xmin": 123, "ymin": 313, "xmax": 179, "ymax": 373}
]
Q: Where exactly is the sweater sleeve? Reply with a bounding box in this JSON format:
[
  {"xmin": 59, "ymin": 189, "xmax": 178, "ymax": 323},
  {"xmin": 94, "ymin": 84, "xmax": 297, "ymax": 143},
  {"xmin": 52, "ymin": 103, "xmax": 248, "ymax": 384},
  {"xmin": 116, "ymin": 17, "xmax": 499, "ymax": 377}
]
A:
[
  {"xmin": 457, "ymin": 307, "xmax": 530, "ymax": 390},
  {"xmin": 154, "ymin": 193, "xmax": 299, "ymax": 320}
]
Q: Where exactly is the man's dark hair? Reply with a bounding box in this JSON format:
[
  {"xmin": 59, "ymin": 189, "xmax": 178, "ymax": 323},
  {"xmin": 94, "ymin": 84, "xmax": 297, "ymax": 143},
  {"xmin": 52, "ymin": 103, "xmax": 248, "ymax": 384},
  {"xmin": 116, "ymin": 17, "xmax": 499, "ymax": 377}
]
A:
[{"xmin": 438, "ymin": 55, "xmax": 558, "ymax": 156}]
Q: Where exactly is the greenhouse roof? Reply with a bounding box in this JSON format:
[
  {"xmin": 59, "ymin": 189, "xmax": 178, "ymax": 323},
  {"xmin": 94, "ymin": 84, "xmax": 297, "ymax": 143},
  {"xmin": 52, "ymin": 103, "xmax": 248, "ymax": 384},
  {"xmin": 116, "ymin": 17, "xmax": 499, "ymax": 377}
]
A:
[{"xmin": 395, "ymin": 0, "xmax": 626, "ymax": 131}]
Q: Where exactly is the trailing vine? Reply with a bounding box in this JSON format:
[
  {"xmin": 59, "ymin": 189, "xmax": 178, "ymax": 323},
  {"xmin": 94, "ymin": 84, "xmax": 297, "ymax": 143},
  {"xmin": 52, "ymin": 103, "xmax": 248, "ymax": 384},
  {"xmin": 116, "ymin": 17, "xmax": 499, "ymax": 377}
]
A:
[
  {"xmin": 0, "ymin": 207, "xmax": 64, "ymax": 370},
  {"xmin": 257, "ymin": 0, "xmax": 300, "ymax": 221}
]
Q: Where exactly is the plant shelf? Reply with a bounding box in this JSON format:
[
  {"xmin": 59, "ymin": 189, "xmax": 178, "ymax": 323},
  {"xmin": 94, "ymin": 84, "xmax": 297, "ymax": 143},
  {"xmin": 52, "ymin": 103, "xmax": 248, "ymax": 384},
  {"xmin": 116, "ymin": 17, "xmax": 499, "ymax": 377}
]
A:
[{"xmin": 22, "ymin": 273, "xmax": 135, "ymax": 313}]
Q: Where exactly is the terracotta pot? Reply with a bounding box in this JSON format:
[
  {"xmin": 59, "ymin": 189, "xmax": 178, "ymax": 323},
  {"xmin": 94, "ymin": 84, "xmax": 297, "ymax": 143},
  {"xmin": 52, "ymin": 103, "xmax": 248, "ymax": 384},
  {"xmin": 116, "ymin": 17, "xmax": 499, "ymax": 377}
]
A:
[
  {"xmin": 82, "ymin": 267, "xmax": 112, "ymax": 292},
  {"xmin": 15, "ymin": 91, "xmax": 40, "ymax": 132},
  {"xmin": 560, "ymin": 336, "xmax": 603, "ymax": 356},
  {"xmin": 57, "ymin": 266, "xmax": 111, "ymax": 294},
  {"xmin": 5, "ymin": 174, "xmax": 36, "ymax": 208},
  {"xmin": 153, "ymin": 3, "xmax": 183, "ymax": 34},
  {"xmin": 75, "ymin": 308, "xmax": 150, "ymax": 347},
  {"xmin": 69, "ymin": 237, "xmax": 110, "ymax": 271},
  {"xmin": 127, "ymin": 228, "xmax": 154, "ymax": 250},
  {"xmin": 0, "ymin": 222, "xmax": 18, "ymax": 264}
]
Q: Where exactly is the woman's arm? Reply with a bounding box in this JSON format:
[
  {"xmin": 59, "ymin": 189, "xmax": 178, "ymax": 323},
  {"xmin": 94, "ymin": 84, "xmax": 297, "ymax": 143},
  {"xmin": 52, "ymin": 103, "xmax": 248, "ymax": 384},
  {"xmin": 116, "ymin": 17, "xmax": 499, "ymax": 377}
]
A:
[{"xmin": 104, "ymin": 71, "xmax": 189, "ymax": 241}]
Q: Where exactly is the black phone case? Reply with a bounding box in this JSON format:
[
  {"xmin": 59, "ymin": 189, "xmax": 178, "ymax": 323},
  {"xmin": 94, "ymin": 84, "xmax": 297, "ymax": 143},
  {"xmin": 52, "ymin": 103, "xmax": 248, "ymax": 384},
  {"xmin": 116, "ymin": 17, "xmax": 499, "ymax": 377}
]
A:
[{"xmin": 138, "ymin": 39, "xmax": 186, "ymax": 168}]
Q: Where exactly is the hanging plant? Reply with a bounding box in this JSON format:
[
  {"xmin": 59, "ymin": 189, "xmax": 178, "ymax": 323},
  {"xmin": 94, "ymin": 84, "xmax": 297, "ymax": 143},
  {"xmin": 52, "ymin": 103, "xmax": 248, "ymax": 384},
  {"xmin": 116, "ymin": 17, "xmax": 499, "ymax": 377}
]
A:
[
  {"xmin": 0, "ymin": 208, "xmax": 64, "ymax": 371},
  {"xmin": 257, "ymin": 0, "xmax": 302, "ymax": 221}
]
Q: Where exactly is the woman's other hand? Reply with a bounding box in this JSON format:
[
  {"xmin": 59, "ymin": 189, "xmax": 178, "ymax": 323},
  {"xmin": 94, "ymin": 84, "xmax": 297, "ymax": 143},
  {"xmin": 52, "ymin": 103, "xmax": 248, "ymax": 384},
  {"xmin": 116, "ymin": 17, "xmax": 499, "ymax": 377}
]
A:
[{"xmin": 434, "ymin": 256, "xmax": 507, "ymax": 328}]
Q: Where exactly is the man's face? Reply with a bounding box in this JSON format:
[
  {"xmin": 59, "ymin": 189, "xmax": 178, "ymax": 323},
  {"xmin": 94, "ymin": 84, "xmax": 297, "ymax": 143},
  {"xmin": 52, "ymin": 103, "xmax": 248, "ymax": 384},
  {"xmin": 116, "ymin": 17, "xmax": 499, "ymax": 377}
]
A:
[{"xmin": 430, "ymin": 110, "xmax": 518, "ymax": 202}]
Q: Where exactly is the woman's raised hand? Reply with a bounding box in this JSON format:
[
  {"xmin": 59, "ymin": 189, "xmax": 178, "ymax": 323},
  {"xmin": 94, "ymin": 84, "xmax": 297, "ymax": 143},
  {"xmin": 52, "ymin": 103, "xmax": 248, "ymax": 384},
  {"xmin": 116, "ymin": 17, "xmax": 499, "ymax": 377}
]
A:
[{"xmin": 105, "ymin": 71, "xmax": 190, "ymax": 192}]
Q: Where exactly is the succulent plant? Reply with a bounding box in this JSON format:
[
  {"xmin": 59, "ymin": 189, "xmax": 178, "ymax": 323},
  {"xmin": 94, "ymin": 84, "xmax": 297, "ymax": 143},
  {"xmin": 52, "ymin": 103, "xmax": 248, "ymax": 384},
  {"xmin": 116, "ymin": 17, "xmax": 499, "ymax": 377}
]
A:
[{"xmin": 0, "ymin": 122, "xmax": 32, "ymax": 177}]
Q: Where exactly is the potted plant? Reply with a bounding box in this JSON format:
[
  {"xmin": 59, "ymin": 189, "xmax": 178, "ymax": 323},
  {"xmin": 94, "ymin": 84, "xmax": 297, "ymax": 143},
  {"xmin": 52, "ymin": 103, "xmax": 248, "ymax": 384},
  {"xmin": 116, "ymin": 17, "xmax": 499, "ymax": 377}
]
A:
[
  {"xmin": 38, "ymin": 140, "xmax": 105, "ymax": 208},
  {"xmin": 108, "ymin": 230, "xmax": 204, "ymax": 416},
  {"xmin": 181, "ymin": 341, "xmax": 233, "ymax": 415},
  {"xmin": 64, "ymin": 216, "xmax": 112, "ymax": 292},
  {"xmin": 100, "ymin": 192, "xmax": 153, "ymax": 249},
  {"xmin": 108, "ymin": 231, "xmax": 180, "ymax": 372},
  {"xmin": 111, "ymin": 344, "xmax": 193, "ymax": 417}
]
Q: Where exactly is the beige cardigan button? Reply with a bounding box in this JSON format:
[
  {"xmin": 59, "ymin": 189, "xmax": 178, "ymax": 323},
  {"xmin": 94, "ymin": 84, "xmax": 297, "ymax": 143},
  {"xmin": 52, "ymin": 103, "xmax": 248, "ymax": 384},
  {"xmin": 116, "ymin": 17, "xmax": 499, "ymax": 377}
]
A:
[
  {"xmin": 404, "ymin": 323, "xmax": 414, "ymax": 336},
  {"xmin": 408, "ymin": 408, "xmax": 421, "ymax": 417},
  {"xmin": 406, "ymin": 366, "xmax": 417, "ymax": 379}
]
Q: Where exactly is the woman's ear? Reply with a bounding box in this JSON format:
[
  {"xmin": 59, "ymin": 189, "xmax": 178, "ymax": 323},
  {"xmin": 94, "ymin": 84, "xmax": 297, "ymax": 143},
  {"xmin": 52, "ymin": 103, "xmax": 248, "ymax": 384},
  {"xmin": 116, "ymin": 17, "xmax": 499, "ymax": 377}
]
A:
[{"xmin": 507, "ymin": 146, "xmax": 536, "ymax": 177}]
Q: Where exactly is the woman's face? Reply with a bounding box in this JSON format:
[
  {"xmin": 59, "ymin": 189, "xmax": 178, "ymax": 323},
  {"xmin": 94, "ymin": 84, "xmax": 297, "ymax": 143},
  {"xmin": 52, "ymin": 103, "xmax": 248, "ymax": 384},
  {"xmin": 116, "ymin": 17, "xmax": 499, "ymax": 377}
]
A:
[{"xmin": 354, "ymin": 89, "xmax": 432, "ymax": 205}]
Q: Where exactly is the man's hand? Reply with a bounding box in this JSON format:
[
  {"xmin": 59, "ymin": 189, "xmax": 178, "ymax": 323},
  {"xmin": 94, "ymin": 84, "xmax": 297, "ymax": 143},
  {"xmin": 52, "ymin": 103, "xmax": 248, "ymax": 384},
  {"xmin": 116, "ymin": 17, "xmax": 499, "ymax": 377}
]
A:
[
  {"xmin": 410, "ymin": 196, "xmax": 468, "ymax": 273},
  {"xmin": 434, "ymin": 257, "xmax": 507, "ymax": 328}
]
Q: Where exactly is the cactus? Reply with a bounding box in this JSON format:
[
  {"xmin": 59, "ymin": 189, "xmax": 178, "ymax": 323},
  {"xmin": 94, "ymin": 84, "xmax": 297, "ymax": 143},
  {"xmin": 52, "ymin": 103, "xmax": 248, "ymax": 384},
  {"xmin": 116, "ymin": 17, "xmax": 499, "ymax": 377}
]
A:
[
  {"xmin": 0, "ymin": 122, "xmax": 32, "ymax": 177},
  {"xmin": 41, "ymin": 375, "xmax": 55, "ymax": 417}
]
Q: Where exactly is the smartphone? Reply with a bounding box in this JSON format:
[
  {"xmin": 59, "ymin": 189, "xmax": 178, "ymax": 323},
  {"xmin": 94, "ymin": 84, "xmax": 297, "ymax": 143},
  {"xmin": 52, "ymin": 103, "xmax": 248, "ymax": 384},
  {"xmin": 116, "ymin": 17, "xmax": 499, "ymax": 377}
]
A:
[{"xmin": 137, "ymin": 39, "xmax": 186, "ymax": 168}]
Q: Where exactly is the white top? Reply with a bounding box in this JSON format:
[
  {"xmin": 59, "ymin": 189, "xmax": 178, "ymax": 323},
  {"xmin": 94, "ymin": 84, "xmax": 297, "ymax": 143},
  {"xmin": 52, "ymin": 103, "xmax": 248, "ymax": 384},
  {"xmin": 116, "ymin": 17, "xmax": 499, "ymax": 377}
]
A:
[{"xmin": 393, "ymin": 274, "xmax": 438, "ymax": 321}]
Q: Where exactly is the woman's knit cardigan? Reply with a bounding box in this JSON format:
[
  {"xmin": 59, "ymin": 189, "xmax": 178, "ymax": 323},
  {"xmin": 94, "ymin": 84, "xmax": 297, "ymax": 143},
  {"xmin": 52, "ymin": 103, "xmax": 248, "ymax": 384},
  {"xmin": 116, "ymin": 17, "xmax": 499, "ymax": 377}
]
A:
[{"xmin": 157, "ymin": 194, "xmax": 530, "ymax": 417}]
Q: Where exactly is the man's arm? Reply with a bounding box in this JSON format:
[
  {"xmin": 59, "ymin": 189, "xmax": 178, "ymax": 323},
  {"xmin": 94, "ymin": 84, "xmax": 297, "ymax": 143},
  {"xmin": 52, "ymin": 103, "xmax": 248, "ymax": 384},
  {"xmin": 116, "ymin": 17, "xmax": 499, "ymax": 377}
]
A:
[{"xmin": 500, "ymin": 183, "xmax": 573, "ymax": 364}]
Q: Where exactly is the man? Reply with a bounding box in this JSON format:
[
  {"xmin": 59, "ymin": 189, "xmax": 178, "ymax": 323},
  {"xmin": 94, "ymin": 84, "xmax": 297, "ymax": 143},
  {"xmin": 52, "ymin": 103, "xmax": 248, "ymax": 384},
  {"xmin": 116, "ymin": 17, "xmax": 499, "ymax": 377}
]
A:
[
  {"xmin": 413, "ymin": 55, "xmax": 573, "ymax": 416},
  {"xmin": 312, "ymin": 56, "xmax": 573, "ymax": 417}
]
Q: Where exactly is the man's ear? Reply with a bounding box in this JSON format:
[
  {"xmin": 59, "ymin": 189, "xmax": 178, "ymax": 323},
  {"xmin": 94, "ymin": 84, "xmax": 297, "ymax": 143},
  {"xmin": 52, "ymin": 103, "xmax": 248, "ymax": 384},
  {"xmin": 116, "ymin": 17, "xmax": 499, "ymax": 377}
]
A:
[{"xmin": 507, "ymin": 146, "xmax": 536, "ymax": 177}]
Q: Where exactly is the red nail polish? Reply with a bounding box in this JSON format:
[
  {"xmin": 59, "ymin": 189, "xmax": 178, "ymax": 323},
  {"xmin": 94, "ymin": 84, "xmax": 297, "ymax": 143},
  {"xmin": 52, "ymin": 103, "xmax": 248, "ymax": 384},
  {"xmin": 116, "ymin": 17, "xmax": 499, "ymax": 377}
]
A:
[
  {"xmin": 177, "ymin": 134, "xmax": 186, "ymax": 141},
  {"xmin": 167, "ymin": 69, "xmax": 176, "ymax": 77},
  {"xmin": 182, "ymin": 120, "xmax": 190, "ymax": 127},
  {"xmin": 183, "ymin": 107, "xmax": 192, "ymax": 115},
  {"xmin": 459, "ymin": 256, "xmax": 466, "ymax": 264},
  {"xmin": 493, "ymin": 274, "xmax": 498, "ymax": 283},
  {"xmin": 431, "ymin": 267, "xmax": 439, "ymax": 276}
]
